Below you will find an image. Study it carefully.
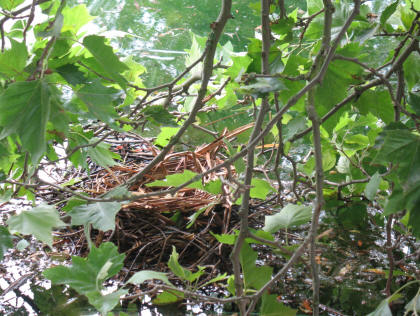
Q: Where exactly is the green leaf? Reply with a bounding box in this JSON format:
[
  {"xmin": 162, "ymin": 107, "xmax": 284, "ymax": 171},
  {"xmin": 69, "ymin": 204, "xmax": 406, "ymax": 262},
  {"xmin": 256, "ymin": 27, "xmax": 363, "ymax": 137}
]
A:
[
  {"xmin": 155, "ymin": 126, "xmax": 180, "ymax": 147},
  {"xmin": 403, "ymin": 53, "xmax": 420, "ymax": 90},
  {"xmin": 367, "ymin": 299, "xmax": 392, "ymax": 316},
  {"xmin": 56, "ymin": 64, "xmax": 87, "ymax": 85},
  {"xmin": 7, "ymin": 204, "xmax": 65, "ymax": 247},
  {"xmin": 365, "ymin": 172, "xmax": 381, "ymax": 201},
  {"xmin": 321, "ymin": 147, "xmax": 337, "ymax": 171},
  {"xmin": 85, "ymin": 289, "xmax": 127, "ymax": 315},
  {"xmin": 0, "ymin": 226, "xmax": 13, "ymax": 260},
  {"xmin": 337, "ymin": 203, "xmax": 368, "ymax": 229},
  {"xmin": 202, "ymin": 272, "xmax": 229, "ymax": 287},
  {"xmin": 43, "ymin": 242, "xmax": 124, "ymax": 294},
  {"xmin": 384, "ymin": 186, "xmax": 405, "ymax": 215},
  {"xmin": 405, "ymin": 293, "xmax": 420, "ymax": 313},
  {"xmin": 354, "ymin": 90, "xmax": 394, "ymax": 124},
  {"xmin": 373, "ymin": 129, "xmax": 420, "ymax": 187},
  {"xmin": 76, "ymin": 80, "xmax": 120, "ymax": 127},
  {"xmin": 127, "ymin": 270, "xmax": 172, "ymax": 286},
  {"xmin": 16, "ymin": 239, "xmax": 29, "ymax": 251},
  {"xmin": 408, "ymin": 206, "xmax": 420, "ymax": 239},
  {"xmin": 250, "ymin": 179, "xmax": 275, "ymax": 200},
  {"xmin": 238, "ymin": 77, "xmax": 286, "ymax": 97},
  {"xmin": 336, "ymin": 155, "xmax": 350, "ymax": 174},
  {"xmin": 87, "ymin": 140, "xmax": 120, "ymax": 168},
  {"xmin": 0, "ymin": 0, "xmax": 24, "ymax": 10},
  {"xmin": 0, "ymin": 81, "xmax": 54, "ymax": 163},
  {"xmin": 152, "ymin": 289, "xmax": 184, "ymax": 305},
  {"xmin": 263, "ymin": 204, "xmax": 312, "ymax": 233},
  {"xmin": 146, "ymin": 170, "xmax": 203, "ymax": 190},
  {"xmin": 0, "ymin": 39, "xmax": 28, "ymax": 77},
  {"xmin": 380, "ymin": 1, "xmax": 399, "ymax": 26},
  {"xmin": 240, "ymin": 242, "xmax": 272, "ymax": 290},
  {"xmin": 146, "ymin": 169, "xmax": 220, "ymax": 194},
  {"xmin": 408, "ymin": 92, "xmax": 420, "ymax": 116},
  {"xmin": 83, "ymin": 35, "xmax": 128, "ymax": 88},
  {"xmin": 143, "ymin": 105, "xmax": 177, "ymax": 127},
  {"xmin": 224, "ymin": 55, "xmax": 252, "ymax": 80},
  {"xmin": 62, "ymin": 4, "xmax": 94, "ymax": 34},
  {"xmin": 44, "ymin": 242, "xmax": 125, "ymax": 314},
  {"xmin": 68, "ymin": 202, "xmax": 122, "ymax": 232},
  {"xmin": 168, "ymin": 246, "xmax": 204, "ymax": 282},
  {"xmin": 260, "ymin": 293, "xmax": 297, "ymax": 316},
  {"xmin": 210, "ymin": 232, "xmax": 236, "ymax": 245}
]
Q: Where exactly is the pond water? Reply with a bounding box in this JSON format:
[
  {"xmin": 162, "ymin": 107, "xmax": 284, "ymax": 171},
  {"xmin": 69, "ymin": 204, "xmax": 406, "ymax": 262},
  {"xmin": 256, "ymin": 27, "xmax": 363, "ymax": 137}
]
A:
[{"xmin": 69, "ymin": 0, "xmax": 260, "ymax": 86}]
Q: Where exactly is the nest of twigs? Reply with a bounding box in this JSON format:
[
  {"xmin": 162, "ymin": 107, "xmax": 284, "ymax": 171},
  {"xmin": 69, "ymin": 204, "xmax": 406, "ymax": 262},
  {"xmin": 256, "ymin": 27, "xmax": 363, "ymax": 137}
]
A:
[{"xmin": 71, "ymin": 124, "xmax": 257, "ymax": 273}]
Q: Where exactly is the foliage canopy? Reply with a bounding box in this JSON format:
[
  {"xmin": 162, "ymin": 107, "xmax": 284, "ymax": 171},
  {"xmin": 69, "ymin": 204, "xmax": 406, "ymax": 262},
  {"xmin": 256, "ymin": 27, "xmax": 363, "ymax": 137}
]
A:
[{"xmin": 0, "ymin": 0, "xmax": 420, "ymax": 315}]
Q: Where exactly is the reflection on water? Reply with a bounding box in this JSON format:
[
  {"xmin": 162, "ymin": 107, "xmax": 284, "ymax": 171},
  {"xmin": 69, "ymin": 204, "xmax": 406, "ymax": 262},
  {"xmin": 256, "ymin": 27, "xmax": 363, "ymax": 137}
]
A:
[{"xmin": 69, "ymin": 0, "xmax": 259, "ymax": 85}]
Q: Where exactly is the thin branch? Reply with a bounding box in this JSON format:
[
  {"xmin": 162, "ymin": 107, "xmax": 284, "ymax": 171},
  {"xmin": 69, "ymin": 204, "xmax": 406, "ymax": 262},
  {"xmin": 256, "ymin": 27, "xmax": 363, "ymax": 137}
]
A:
[
  {"xmin": 231, "ymin": 1, "xmax": 272, "ymax": 314},
  {"xmin": 0, "ymin": 0, "xmax": 50, "ymax": 51},
  {"xmin": 110, "ymin": 0, "xmax": 233, "ymax": 193}
]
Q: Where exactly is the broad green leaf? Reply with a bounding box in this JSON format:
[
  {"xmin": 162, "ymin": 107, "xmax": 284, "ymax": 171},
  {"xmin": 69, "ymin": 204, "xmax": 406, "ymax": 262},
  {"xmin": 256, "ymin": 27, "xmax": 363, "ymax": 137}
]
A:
[
  {"xmin": 334, "ymin": 112, "xmax": 351, "ymax": 132},
  {"xmin": 408, "ymin": 206, "xmax": 420, "ymax": 239},
  {"xmin": 224, "ymin": 55, "xmax": 252, "ymax": 80},
  {"xmin": 0, "ymin": 81, "xmax": 54, "ymax": 163},
  {"xmin": 307, "ymin": 0, "xmax": 323, "ymax": 15},
  {"xmin": 7, "ymin": 204, "xmax": 65, "ymax": 247},
  {"xmin": 345, "ymin": 134, "xmax": 369, "ymax": 146},
  {"xmin": 240, "ymin": 242, "xmax": 272, "ymax": 290},
  {"xmin": 152, "ymin": 289, "xmax": 184, "ymax": 305},
  {"xmin": 68, "ymin": 202, "xmax": 122, "ymax": 231},
  {"xmin": 263, "ymin": 204, "xmax": 312, "ymax": 233},
  {"xmin": 123, "ymin": 56, "xmax": 146, "ymax": 85},
  {"xmin": 143, "ymin": 105, "xmax": 177, "ymax": 127},
  {"xmin": 103, "ymin": 186, "xmax": 130, "ymax": 200},
  {"xmin": 16, "ymin": 239, "xmax": 29, "ymax": 251},
  {"xmin": 238, "ymin": 77, "xmax": 286, "ymax": 97},
  {"xmin": 250, "ymin": 179, "xmax": 275, "ymax": 200},
  {"xmin": 168, "ymin": 246, "xmax": 204, "ymax": 282},
  {"xmin": 354, "ymin": 90, "xmax": 394, "ymax": 124},
  {"xmin": 403, "ymin": 53, "xmax": 420, "ymax": 90},
  {"xmin": 260, "ymin": 293, "xmax": 297, "ymax": 316},
  {"xmin": 210, "ymin": 232, "xmax": 236, "ymax": 245},
  {"xmin": 245, "ymin": 229, "xmax": 275, "ymax": 245},
  {"xmin": 76, "ymin": 80, "xmax": 120, "ymax": 127},
  {"xmin": 62, "ymin": 4, "xmax": 94, "ymax": 34},
  {"xmin": 0, "ymin": 226, "xmax": 13, "ymax": 260},
  {"xmin": 364, "ymin": 172, "xmax": 381, "ymax": 201},
  {"xmin": 0, "ymin": 39, "xmax": 28, "ymax": 77},
  {"xmin": 337, "ymin": 203, "xmax": 368, "ymax": 229},
  {"xmin": 405, "ymin": 293, "xmax": 420, "ymax": 313},
  {"xmin": 373, "ymin": 129, "xmax": 420, "ymax": 187},
  {"xmin": 43, "ymin": 242, "xmax": 125, "ymax": 294},
  {"xmin": 408, "ymin": 92, "xmax": 420, "ymax": 116},
  {"xmin": 336, "ymin": 155, "xmax": 350, "ymax": 174},
  {"xmin": 146, "ymin": 170, "xmax": 202, "ymax": 189},
  {"xmin": 283, "ymin": 116, "xmax": 307, "ymax": 141},
  {"xmin": 384, "ymin": 186, "xmax": 405, "ymax": 216},
  {"xmin": 203, "ymin": 179, "xmax": 222, "ymax": 194},
  {"xmin": 87, "ymin": 140, "xmax": 120, "ymax": 168},
  {"xmin": 85, "ymin": 289, "xmax": 128, "ymax": 315},
  {"xmin": 83, "ymin": 35, "xmax": 128, "ymax": 88},
  {"xmin": 367, "ymin": 299, "xmax": 392, "ymax": 316},
  {"xmin": 202, "ymin": 272, "xmax": 229, "ymax": 287},
  {"xmin": 56, "ymin": 64, "xmax": 87, "ymax": 85},
  {"xmin": 0, "ymin": 0, "xmax": 24, "ymax": 10},
  {"xmin": 155, "ymin": 126, "xmax": 180, "ymax": 147},
  {"xmin": 380, "ymin": 1, "xmax": 399, "ymax": 26},
  {"xmin": 322, "ymin": 147, "xmax": 337, "ymax": 171},
  {"xmin": 127, "ymin": 270, "xmax": 172, "ymax": 286}
]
